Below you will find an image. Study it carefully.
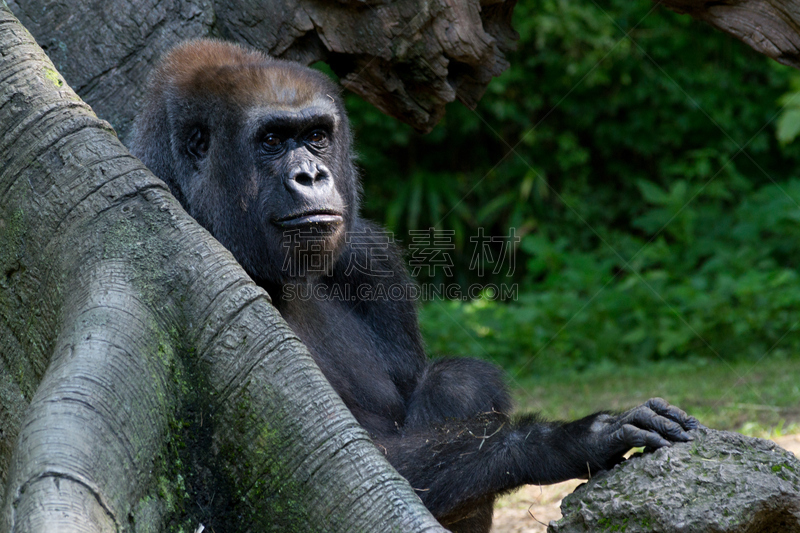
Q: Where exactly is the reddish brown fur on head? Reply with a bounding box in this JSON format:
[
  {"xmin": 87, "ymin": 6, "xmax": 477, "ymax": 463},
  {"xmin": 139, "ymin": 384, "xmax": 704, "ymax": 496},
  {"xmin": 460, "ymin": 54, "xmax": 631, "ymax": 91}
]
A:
[{"xmin": 153, "ymin": 39, "xmax": 323, "ymax": 109}]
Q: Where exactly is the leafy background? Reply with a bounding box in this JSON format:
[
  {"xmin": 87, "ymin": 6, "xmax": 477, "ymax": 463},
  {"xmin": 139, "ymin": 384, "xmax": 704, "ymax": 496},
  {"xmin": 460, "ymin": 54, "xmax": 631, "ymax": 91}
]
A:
[{"xmin": 328, "ymin": 0, "xmax": 800, "ymax": 397}]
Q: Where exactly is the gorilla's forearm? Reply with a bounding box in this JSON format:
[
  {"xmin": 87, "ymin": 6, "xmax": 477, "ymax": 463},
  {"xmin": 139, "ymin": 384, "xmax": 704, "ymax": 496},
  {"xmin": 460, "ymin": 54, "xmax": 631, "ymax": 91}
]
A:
[
  {"xmin": 377, "ymin": 413, "xmax": 598, "ymax": 518},
  {"xmin": 380, "ymin": 414, "xmax": 565, "ymax": 517},
  {"xmin": 383, "ymin": 400, "xmax": 696, "ymax": 519}
]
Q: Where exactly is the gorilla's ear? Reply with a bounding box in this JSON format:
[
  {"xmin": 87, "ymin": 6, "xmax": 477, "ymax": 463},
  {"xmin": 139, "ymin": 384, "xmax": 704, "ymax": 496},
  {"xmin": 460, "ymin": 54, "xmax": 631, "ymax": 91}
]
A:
[{"xmin": 187, "ymin": 126, "xmax": 209, "ymax": 160}]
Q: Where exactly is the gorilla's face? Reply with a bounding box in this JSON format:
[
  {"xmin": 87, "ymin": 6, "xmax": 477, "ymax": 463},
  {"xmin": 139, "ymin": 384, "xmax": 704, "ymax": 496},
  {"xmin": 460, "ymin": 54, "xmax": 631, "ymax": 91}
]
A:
[
  {"xmin": 138, "ymin": 50, "xmax": 360, "ymax": 285},
  {"xmin": 244, "ymin": 99, "xmax": 351, "ymax": 283}
]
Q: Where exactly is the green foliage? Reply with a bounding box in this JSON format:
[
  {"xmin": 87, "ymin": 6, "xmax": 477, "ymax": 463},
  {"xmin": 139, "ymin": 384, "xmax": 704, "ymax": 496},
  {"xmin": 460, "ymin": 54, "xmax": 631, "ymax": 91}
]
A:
[
  {"xmin": 421, "ymin": 180, "xmax": 800, "ymax": 371},
  {"xmin": 344, "ymin": 0, "xmax": 800, "ymax": 373}
]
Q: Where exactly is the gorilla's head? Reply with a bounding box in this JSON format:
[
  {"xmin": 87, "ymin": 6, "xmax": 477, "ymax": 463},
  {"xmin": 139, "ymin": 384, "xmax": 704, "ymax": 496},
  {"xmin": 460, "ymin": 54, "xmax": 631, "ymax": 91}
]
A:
[{"xmin": 129, "ymin": 39, "xmax": 359, "ymax": 284}]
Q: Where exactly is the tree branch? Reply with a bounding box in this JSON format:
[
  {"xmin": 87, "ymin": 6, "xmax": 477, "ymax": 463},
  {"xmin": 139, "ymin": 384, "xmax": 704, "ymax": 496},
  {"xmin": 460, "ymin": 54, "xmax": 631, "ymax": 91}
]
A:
[{"xmin": 658, "ymin": 0, "xmax": 800, "ymax": 69}]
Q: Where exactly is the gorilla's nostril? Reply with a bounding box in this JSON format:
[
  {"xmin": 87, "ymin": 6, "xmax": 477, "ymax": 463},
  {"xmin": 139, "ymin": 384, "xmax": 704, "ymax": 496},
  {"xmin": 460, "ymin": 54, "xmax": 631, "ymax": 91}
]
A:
[{"xmin": 293, "ymin": 171, "xmax": 315, "ymax": 187}]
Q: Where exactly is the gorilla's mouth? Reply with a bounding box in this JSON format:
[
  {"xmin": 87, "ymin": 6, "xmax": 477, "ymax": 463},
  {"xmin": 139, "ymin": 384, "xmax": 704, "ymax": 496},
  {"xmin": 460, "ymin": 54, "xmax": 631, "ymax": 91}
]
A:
[{"xmin": 273, "ymin": 210, "xmax": 344, "ymax": 229}]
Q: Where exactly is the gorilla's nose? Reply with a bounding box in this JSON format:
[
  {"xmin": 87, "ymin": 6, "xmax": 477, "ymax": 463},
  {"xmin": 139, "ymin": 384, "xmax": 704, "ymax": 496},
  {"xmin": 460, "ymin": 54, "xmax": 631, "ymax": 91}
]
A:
[{"xmin": 286, "ymin": 161, "xmax": 330, "ymax": 189}]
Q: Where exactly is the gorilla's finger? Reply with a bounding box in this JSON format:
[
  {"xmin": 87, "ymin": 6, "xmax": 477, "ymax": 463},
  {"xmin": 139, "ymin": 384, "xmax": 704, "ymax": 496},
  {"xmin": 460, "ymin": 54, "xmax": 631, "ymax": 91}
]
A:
[
  {"xmin": 614, "ymin": 424, "xmax": 672, "ymax": 449},
  {"xmin": 645, "ymin": 397, "xmax": 700, "ymax": 430},
  {"xmin": 624, "ymin": 408, "xmax": 693, "ymax": 442}
]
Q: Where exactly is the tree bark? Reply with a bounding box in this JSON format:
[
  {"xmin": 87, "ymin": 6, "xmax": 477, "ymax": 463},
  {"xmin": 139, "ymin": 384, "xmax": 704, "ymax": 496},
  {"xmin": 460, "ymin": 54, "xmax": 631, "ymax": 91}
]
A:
[
  {"xmin": 7, "ymin": 0, "xmax": 518, "ymax": 137},
  {"xmin": 659, "ymin": 0, "xmax": 800, "ymax": 70},
  {"xmin": 0, "ymin": 7, "xmax": 445, "ymax": 532}
]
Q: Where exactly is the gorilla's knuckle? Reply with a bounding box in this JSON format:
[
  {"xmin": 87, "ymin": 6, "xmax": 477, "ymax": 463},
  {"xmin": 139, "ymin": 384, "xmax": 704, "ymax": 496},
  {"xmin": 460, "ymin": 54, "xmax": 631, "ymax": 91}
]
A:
[{"xmin": 621, "ymin": 424, "xmax": 641, "ymax": 441}]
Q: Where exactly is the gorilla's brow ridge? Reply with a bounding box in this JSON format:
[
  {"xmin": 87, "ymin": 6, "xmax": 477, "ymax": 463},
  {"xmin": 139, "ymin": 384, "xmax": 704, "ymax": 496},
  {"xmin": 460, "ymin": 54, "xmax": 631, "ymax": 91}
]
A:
[{"xmin": 247, "ymin": 103, "xmax": 340, "ymax": 133}]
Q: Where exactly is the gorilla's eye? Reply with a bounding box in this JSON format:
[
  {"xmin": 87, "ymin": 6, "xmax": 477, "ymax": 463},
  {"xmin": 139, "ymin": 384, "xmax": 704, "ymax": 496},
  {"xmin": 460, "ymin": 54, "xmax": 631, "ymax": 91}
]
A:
[
  {"xmin": 262, "ymin": 133, "xmax": 282, "ymax": 147},
  {"xmin": 307, "ymin": 130, "xmax": 327, "ymax": 144}
]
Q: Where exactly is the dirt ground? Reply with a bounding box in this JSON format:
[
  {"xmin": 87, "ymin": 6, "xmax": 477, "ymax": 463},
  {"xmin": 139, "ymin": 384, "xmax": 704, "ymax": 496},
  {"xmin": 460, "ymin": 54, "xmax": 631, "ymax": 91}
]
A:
[{"xmin": 489, "ymin": 434, "xmax": 800, "ymax": 533}]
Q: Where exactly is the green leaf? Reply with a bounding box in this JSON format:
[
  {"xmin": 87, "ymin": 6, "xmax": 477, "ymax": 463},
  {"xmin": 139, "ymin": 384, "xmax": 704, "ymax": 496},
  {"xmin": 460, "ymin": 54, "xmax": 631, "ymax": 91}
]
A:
[
  {"xmin": 621, "ymin": 327, "xmax": 647, "ymax": 344},
  {"xmin": 637, "ymin": 180, "xmax": 670, "ymax": 205},
  {"xmin": 776, "ymin": 108, "xmax": 800, "ymax": 145}
]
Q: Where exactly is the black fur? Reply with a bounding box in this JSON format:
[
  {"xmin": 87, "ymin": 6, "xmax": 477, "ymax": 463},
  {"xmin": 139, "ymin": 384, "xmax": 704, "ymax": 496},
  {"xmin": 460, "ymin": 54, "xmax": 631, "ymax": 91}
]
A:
[{"xmin": 130, "ymin": 39, "xmax": 699, "ymax": 532}]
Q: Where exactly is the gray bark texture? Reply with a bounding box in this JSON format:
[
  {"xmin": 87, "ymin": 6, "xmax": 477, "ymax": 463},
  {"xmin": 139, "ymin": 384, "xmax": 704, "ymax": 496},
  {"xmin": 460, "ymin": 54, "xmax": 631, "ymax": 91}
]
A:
[
  {"xmin": 549, "ymin": 428, "xmax": 800, "ymax": 533},
  {"xmin": 0, "ymin": 6, "xmax": 446, "ymax": 532},
  {"xmin": 659, "ymin": 0, "xmax": 800, "ymax": 70},
  {"xmin": 6, "ymin": 0, "xmax": 518, "ymax": 137}
]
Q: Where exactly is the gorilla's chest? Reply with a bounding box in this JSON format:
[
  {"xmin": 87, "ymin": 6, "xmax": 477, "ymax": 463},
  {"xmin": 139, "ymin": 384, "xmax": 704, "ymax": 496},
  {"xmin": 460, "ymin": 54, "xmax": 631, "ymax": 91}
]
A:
[{"xmin": 279, "ymin": 296, "xmax": 418, "ymax": 434}]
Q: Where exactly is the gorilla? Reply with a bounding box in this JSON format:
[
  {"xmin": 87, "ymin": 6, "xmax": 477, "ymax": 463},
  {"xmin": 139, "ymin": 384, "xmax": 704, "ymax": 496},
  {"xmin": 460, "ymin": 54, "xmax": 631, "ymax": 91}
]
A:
[{"xmin": 129, "ymin": 39, "xmax": 698, "ymax": 532}]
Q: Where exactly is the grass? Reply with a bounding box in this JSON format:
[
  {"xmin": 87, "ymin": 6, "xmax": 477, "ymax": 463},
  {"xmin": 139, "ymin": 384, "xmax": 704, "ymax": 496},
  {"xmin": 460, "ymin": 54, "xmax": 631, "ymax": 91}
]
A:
[{"xmin": 506, "ymin": 355, "xmax": 800, "ymax": 438}]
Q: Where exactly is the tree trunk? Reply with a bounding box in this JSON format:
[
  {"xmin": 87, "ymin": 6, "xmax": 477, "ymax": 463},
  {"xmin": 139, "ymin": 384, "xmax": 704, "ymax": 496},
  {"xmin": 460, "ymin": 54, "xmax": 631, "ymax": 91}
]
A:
[
  {"xmin": 0, "ymin": 7, "xmax": 445, "ymax": 532},
  {"xmin": 7, "ymin": 0, "xmax": 518, "ymax": 138}
]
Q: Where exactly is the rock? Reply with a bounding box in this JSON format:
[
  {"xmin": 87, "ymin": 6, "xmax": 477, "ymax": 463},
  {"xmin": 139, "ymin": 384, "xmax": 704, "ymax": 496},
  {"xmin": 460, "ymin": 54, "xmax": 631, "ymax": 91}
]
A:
[{"xmin": 548, "ymin": 428, "xmax": 800, "ymax": 533}]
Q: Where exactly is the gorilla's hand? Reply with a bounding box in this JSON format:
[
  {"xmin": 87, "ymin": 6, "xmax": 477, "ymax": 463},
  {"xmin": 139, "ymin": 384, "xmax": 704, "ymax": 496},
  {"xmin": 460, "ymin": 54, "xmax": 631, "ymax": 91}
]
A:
[{"xmin": 582, "ymin": 398, "xmax": 700, "ymax": 473}]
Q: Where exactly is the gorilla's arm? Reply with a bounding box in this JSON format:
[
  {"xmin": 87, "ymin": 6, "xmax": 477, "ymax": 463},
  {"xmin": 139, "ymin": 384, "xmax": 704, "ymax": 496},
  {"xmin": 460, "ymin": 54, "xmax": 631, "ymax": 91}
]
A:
[
  {"xmin": 329, "ymin": 231, "xmax": 699, "ymax": 520},
  {"xmin": 380, "ymin": 396, "xmax": 697, "ymax": 519}
]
